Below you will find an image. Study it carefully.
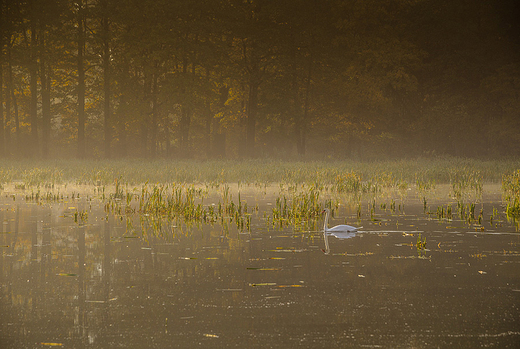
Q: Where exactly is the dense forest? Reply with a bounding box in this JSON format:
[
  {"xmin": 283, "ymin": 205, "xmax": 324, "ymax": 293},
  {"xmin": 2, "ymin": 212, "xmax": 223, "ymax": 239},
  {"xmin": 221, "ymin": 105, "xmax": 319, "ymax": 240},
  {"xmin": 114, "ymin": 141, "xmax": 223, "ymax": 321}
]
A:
[{"xmin": 0, "ymin": 0, "xmax": 518, "ymax": 159}]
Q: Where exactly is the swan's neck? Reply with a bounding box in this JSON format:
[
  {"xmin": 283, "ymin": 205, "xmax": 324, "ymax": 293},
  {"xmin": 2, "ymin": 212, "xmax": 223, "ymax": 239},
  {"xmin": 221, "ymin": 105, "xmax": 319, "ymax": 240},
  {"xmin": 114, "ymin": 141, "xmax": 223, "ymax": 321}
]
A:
[
  {"xmin": 323, "ymin": 231, "xmax": 330, "ymax": 254},
  {"xmin": 323, "ymin": 211, "xmax": 329, "ymax": 231}
]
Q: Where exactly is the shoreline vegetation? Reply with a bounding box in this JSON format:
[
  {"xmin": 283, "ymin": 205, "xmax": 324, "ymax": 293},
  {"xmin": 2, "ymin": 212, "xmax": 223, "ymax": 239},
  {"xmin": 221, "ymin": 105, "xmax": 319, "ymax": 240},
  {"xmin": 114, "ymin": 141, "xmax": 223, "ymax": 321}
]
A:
[
  {"xmin": 0, "ymin": 157, "xmax": 518, "ymax": 230},
  {"xmin": 0, "ymin": 157, "xmax": 519, "ymax": 186}
]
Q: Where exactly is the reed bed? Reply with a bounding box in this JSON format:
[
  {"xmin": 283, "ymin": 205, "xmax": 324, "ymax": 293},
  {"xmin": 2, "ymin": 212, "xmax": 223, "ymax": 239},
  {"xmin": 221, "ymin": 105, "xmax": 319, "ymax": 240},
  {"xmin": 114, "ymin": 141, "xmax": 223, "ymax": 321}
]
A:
[
  {"xmin": 0, "ymin": 157, "xmax": 518, "ymax": 187},
  {"xmin": 503, "ymin": 170, "xmax": 520, "ymax": 217},
  {"xmin": 5, "ymin": 157, "xmax": 519, "ymax": 232}
]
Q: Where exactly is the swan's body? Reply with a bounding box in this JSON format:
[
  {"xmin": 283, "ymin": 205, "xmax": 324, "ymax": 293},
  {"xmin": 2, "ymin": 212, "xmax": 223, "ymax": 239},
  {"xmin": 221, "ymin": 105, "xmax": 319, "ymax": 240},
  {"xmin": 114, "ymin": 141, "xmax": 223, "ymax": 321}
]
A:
[
  {"xmin": 322, "ymin": 208, "xmax": 359, "ymax": 233},
  {"xmin": 328, "ymin": 231, "xmax": 356, "ymax": 239}
]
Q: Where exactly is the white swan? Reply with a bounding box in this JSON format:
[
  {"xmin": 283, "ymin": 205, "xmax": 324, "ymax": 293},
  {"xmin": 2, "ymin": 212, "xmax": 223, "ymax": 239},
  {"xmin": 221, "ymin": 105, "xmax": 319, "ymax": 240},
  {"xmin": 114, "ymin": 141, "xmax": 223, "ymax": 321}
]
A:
[{"xmin": 322, "ymin": 208, "xmax": 359, "ymax": 233}]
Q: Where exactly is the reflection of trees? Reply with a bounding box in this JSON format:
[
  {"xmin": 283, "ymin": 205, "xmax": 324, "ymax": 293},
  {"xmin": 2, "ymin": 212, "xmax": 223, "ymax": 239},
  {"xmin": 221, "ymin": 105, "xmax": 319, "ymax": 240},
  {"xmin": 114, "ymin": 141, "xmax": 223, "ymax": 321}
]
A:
[{"xmin": 3, "ymin": 196, "xmax": 518, "ymax": 347}]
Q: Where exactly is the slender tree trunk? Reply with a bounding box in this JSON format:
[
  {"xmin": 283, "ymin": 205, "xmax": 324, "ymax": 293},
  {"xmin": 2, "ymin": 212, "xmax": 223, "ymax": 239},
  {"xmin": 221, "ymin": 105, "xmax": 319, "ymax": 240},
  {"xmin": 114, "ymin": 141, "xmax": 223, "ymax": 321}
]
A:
[
  {"xmin": 7, "ymin": 49, "xmax": 19, "ymax": 154},
  {"xmin": 246, "ymin": 81, "xmax": 258, "ymax": 158},
  {"xmin": 77, "ymin": 1, "xmax": 86, "ymax": 158},
  {"xmin": 102, "ymin": 2, "xmax": 111, "ymax": 158},
  {"xmin": 178, "ymin": 55, "xmax": 191, "ymax": 157},
  {"xmin": 297, "ymin": 59, "xmax": 312, "ymax": 157},
  {"xmin": 179, "ymin": 106, "xmax": 191, "ymax": 157},
  {"xmin": 0, "ymin": 0, "xmax": 4, "ymax": 156},
  {"xmin": 4, "ymin": 45, "xmax": 11, "ymax": 155},
  {"xmin": 150, "ymin": 70, "xmax": 158, "ymax": 158},
  {"xmin": 116, "ymin": 60, "xmax": 129, "ymax": 157},
  {"xmin": 244, "ymin": 37, "xmax": 261, "ymax": 158},
  {"xmin": 40, "ymin": 28, "xmax": 51, "ymax": 158},
  {"xmin": 140, "ymin": 70, "xmax": 151, "ymax": 157},
  {"xmin": 29, "ymin": 6, "xmax": 39, "ymax": 156},
  {"xmin": 205, "ymin": 104, "xmax": 212, "ymax": 158},
  {"xmin": 0, "ymin": 57, "xmax": 4, "ymax": 157}
]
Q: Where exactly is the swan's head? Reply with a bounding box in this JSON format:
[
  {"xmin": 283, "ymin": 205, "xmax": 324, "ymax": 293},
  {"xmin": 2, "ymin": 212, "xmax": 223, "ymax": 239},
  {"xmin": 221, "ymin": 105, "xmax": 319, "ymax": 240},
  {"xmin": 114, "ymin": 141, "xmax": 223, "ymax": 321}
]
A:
[{"xmin": 322, "ymin": 208, "xmax": 330, "ymax": 214}]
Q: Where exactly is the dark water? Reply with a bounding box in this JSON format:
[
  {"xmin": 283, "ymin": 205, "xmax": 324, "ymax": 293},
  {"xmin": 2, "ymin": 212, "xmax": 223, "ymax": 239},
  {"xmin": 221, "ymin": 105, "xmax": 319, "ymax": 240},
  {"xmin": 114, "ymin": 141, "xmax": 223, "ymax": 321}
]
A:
[{"xmin": 1, "ymin": 186, "xmax": 519, "ymax": 348}]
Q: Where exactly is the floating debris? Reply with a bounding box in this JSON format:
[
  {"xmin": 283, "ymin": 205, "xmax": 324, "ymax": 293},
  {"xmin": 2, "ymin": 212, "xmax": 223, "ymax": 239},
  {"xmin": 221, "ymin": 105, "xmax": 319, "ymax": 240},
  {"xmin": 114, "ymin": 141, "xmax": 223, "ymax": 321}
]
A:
[
  {"xmin": 203, "ymin": 334, "xmax": 219, "ymax": 338},
  {"xmin": 249, "ymin": 283, "xmax": 277, "ymax": 287},
  {"xmin": 40, "ymin": 343, "xmax": 63, "ymax": 347}
]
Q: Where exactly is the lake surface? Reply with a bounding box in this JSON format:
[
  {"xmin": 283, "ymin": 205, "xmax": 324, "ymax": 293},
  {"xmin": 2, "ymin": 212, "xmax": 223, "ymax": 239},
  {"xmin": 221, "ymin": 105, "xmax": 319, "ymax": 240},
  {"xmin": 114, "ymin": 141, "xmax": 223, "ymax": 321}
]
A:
[{"xmin": 1, "ymin": 184, "xmax": 519, "ymax": 348}]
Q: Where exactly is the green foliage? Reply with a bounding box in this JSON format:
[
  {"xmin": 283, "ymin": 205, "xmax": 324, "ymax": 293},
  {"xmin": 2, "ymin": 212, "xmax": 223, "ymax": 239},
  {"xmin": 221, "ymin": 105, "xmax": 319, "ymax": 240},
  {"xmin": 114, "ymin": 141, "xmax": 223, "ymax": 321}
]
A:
[
  {"xmin": 503, "ymin": 170, "xmax": 520, "ymax": 217},
  {"xmin": 1, "ymin": 0, "xmax": 519, "ymax": 159},
  {"xmin": 0, "ymin": 158, "xmax": 516, "ymax": 188}
]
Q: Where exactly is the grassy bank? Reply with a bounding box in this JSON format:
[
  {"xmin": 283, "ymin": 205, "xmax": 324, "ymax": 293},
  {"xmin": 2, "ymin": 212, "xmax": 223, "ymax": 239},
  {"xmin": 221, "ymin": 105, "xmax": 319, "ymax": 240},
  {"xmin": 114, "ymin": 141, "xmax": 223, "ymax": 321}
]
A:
[{"xmin": 0, "ymin": 157, "xmax": 518, "ymax": 187}]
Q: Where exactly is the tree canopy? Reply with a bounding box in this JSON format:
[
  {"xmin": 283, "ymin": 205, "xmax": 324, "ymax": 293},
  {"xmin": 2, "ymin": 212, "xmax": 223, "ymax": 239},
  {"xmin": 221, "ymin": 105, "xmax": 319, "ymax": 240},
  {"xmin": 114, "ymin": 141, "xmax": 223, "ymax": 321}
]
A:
[{"xmin": 0, "ymin": 0, "xmax": 518, "ymax": 159}]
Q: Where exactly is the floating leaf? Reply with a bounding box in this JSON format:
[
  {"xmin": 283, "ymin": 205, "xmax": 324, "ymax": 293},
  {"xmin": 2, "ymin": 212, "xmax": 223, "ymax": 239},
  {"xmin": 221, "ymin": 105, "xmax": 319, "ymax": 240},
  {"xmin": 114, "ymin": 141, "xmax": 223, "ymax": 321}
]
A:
[
  {"xmin": 246, "ymin": 267, "xmax": 281, "ymax": 271},
  {"xmin": 57, "ymin": 273, "xmax": 77, "ymax": 277},
  {"xmin": 40, "ymin": 343, "xmax": 63, "ymax": 346},
  {"xmin": 478, "ymin": 270, "xmax": 487, "ymax": 274},
  {"xmin": 249, "ymin": 283, "xmax": 277, "ymax": 287},
  {"xmin": 203, "ymin": 334, "xmax": 219, "ymax": 338}
]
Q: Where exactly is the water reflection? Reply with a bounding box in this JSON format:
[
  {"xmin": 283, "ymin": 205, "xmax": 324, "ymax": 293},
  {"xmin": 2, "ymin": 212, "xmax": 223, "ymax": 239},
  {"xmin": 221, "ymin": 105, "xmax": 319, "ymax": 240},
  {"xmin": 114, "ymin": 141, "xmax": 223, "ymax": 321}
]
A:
[
  {"xmin": 322, "ymin": 230, "xmax": 357, "ymax": 255},
  {"xmin": 1, "ymin": 189, "xmax": 519, "ymax": 348}
]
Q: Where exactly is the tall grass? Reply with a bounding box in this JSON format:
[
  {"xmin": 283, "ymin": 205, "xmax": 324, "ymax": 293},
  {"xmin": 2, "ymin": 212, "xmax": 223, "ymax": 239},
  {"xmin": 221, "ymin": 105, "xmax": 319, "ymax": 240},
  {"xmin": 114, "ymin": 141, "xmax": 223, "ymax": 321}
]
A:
[
  {"xmin": 0, "ymin": 157, "xmax": 517, "ymax": 186},
  {"xmin": 503, "ymin": 170, "xmax": 520, "ymax": 217}
]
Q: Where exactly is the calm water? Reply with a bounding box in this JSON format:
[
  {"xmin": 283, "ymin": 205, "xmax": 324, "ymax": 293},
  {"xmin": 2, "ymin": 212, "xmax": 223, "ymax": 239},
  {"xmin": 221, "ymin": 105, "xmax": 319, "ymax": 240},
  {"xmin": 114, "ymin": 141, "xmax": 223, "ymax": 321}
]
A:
[{"xmin": 1, "ymin": 185, "xmax": 519, "ymax": 348}]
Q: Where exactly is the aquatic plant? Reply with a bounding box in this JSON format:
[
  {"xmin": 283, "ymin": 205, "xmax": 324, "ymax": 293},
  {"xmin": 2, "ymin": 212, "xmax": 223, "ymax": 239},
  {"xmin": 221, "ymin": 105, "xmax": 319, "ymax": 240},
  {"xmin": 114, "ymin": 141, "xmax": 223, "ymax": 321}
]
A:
[
  {"xmin": 271, "ymin": 184, "xmax": 326, "ymax": 230},
  {"xmin": 450, "ymin": 168, "xmax": 483, "ymax": 199},
  {"xmin": 0, "ymin": 157, "xmax": 517, "ymax": 188},
  {"xmin": 503, "ymin": 170, "xmax": 520, "ymax": 217}
]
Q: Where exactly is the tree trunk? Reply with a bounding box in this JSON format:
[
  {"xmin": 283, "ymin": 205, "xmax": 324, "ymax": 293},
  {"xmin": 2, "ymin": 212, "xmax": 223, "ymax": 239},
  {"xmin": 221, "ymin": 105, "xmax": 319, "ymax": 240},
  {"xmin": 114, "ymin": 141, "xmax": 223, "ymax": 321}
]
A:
[
  {"xmin": 297, "ymin": 60, "xmax": 312, "ymax": 157},
  {"xmin": 102, "ymin": 2, "xmax": 111, "ymax": 159},
  {"xmin": 5, "ymin": 45, "xmax": 11, "ymax": 156},
  {"xmin": 150, "ymin": 70, "xmax": 158, "ymax": 158},
  {"xmin": 178, "ymin": 55, "xmax": 191, "ymax": 157},
  {"xmin": 0, "ymin": 52, "xmax": 4, "ymax": 157},
  {"xmin": 40, "ymin": 27, "xmax": 51, "ymax": 158},
  {"xmin": 179, "ymin": 106, "xmax": 191, "ymax": 157},
  {"xmin": 140, "ymin": 70, "xmax": 151, "ymax": 157},
  {"xmin": 77, "ymin": 1, "xmax": 86, "ymax": 158},
  {"xmin": 29, "ymin": 5, "xmax": 39, "ymax": 156},
  {"xmin": 7, "ymin": 48, "xmax": 20, "ymax": 154},
  {"xmin": 116, "ymin": 60, "xmax": 129, "ymax": 157},
  {"xmin": 205, "ymin": 105, "xmax": 212, "ymax": 158},
  {"xmin": 0, "ymin": 0, "xmax": 4, "ymax": 156},
  {"xmin": 246, "ymin": 81, "xmax": 258, "ymax": 158}
]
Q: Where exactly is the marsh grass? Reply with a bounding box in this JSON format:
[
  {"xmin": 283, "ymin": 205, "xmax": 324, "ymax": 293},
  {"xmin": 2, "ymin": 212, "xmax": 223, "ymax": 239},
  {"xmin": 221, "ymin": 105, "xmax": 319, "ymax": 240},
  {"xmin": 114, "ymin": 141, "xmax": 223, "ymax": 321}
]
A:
[
  {"xmin": 0, "ymin": 157, "xmax": 517, "ymax": 187},
  {"xmin": 503, "ymin": 170, "xmax": 520, "ymax": 218},
  {"xmin": 2, "ymin": 157, "xmax": 518, "ymax": 232}
]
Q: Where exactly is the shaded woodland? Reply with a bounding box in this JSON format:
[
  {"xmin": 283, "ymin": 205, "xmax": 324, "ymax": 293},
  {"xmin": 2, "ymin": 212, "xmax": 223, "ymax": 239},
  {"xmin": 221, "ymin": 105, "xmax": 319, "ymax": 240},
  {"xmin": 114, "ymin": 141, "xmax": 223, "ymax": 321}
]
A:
[{"xmin": 0, "ymin": 0, "xmax": 519, "ymax": 159}]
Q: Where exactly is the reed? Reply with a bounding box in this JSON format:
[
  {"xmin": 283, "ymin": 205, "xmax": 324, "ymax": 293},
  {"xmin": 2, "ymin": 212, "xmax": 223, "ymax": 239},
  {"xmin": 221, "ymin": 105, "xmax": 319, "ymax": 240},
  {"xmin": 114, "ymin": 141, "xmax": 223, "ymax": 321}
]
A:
[
  {"xmin": 503, "ymin": 170, "xmax": 520, "ymax": 217},
  {"xmin": 0, "ymin": 157, "xmax": 517, "ymax": 188}
]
